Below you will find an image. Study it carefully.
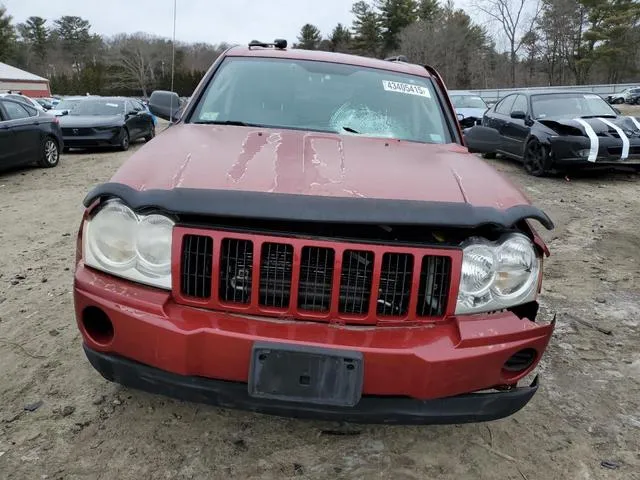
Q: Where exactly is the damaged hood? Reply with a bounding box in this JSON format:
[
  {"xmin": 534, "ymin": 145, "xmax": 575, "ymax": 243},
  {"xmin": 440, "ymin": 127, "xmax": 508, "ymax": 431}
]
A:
[
  {"xmin": 110, "ymin": 124, "xmax": 530, "ymax": 210},
  {"xmin": 538, "ymin": 115, "xmax": 640, "ymax": 138}
]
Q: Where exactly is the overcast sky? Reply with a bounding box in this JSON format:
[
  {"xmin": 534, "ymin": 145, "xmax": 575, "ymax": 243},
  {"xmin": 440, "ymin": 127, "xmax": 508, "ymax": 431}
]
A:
[
  {"xmin": 3, "ymin": 0, "xmax": 357, "ymax": 45},
  {"xmin": 3, "ymin": 0, "xmax": 474, "ymax": 46}
]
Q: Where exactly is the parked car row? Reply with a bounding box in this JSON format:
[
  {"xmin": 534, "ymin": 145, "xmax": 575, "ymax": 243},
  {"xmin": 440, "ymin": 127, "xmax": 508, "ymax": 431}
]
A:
[{"xmin": 1, "ymin": 94, "xmax": 159, "ymax": 173}]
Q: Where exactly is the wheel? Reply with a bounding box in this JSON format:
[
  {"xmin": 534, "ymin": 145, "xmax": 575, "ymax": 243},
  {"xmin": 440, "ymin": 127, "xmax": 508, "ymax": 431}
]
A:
[
  {"xmin": 615, "ymin": 98, "xmax": 625, "ymax": 105},
  {"xmin": 144, "ymin": 126, "xmax": 156, "ymax": 142},
  {"xmin": 482, "ymin": 152, "xmax": 497, "ymax": 159},
  {"xmin": 523, "ymin": 139, "xmax": 550, "ymax": 177},
  {"xmin": 37, "ymin": 137, "xmax": 60, "ymax": 168},
  {"xmin": 119, "ymin": 128, "xmax": 130, "ymax": 151}
]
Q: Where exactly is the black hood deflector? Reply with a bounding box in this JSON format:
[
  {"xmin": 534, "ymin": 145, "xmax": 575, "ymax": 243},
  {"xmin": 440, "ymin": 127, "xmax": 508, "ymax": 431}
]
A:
[{"xmin": 83, "ymin": 182, "xmax": 555, "ymax": 230}]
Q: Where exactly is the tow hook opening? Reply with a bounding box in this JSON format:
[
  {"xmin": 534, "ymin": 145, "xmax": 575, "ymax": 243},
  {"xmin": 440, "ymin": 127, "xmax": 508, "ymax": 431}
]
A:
[
  {"xmin": 82, "ymin": 306, "xmax": 114, "ymax": 346},
  {"xmin": 503, "ymin": 348, "xmax": 537, "ymax": 374}
]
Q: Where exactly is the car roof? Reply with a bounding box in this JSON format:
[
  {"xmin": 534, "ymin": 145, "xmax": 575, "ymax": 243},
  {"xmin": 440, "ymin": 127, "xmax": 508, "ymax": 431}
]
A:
[
  {"xmin": 508, "ymin": 90, "xmax": 602, "ymax": 97},
  {"xmin": 225, "ymin": 46, "xmax": 431, "ymax": 78}
]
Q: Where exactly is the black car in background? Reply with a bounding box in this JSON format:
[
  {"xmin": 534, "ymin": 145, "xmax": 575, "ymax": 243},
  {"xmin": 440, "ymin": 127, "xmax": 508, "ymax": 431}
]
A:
[
  {"xmin": 469, "ymin": 91, "xmax": 640, "ymax": 176},
  {"xmin": 0, "ymin": 97, "xmax": 63, "ymax": 172},
  {"xmin": 59, "ymin": 97, "xmax": 155, "ymax": 151}
]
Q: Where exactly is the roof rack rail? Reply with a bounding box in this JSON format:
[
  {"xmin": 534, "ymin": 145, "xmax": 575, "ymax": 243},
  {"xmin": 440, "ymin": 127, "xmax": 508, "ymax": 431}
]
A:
[
  {"xmin": 385, "ymin": 55, "xmax": 409, "ymax": 63},
  {"xmin": 248, "ymin": 39, "xmax": 288, "ymax": 50}
]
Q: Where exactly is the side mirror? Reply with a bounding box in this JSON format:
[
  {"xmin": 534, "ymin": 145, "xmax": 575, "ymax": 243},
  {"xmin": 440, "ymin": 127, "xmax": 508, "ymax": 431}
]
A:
[
  {"xmin": 456, "ymin": 113, "xmax": 465, "ymax": 121},
  {"xmin": 149, "ymin": 90, "xmax": 182, "ymax": 122},
  {"xmin": 62, "ymin": 110, "xmax": 69, "ymax": 116},
  {"xmin": 510, "ymin": 110, "xmax": 526, "ymax": 120},
  {"xmin": 463, "ymin": 126, "xmax": 502, "ymax": 154}
]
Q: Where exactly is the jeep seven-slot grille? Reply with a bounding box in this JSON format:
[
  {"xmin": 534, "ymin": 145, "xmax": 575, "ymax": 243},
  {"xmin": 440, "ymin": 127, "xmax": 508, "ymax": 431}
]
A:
[{"xmin": 179, "ymin": 232, "xmax": 452, "ymax": 320}]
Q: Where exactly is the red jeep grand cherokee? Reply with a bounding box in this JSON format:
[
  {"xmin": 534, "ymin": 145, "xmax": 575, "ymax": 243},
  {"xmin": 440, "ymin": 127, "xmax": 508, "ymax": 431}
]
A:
[{"xmin": 74, "ymin": 41, "xmax": 555, "ymax": 424}]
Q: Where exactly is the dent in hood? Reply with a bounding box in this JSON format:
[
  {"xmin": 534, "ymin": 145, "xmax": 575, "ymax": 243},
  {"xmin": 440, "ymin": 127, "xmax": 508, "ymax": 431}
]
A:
[{"xmin": 110, "ymin": 124, "xmax": 533, "ymax": 211}]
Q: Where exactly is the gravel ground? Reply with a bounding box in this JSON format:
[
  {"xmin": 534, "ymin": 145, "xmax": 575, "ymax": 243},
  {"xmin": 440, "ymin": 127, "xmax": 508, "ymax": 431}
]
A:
[{"xmin": 1, "ymin": 112, "xmax": 639, "ymax": 480}]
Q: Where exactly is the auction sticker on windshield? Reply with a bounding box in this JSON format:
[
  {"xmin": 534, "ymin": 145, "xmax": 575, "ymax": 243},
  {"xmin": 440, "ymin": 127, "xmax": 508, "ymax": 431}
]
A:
[{"xmin": 382, "ymin": 80, "xmax": 431, "ymax": 98}]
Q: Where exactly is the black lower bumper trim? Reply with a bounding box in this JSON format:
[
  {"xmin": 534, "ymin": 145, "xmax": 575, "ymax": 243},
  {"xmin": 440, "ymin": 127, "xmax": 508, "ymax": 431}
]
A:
[{"xmin": 83, "ymin": 345, "xmax": 539, "ymax": 425}]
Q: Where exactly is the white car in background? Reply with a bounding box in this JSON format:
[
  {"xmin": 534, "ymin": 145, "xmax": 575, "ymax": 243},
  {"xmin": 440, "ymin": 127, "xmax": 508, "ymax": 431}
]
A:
[
  {"xmin": 607, "ymin": 87, "xmax": 640, "ymax": 104},
  {"xmin": 0, "ymin": 93, "xmax": 47, "ymax": 112}
]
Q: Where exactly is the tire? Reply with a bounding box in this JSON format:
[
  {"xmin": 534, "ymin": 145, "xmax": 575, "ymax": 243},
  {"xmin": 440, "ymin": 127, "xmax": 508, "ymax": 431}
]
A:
[
  {"xmin": 119, "ymin": 128, "xmax": 130, "ymax": 151},
  {"xmin": 144, "ymin": 125, "xmax": 156, "ymax": 142},
  {"xmin": 482, "ymin": 152, "xmax": 497, "ymax": 159},
  {"xmin": 615, "ymin": 98, "xmax": 625, "ymax": 105},
  {"xmin": 37, "ymin": 137, "xmax": 60, "ymax": 168},
  {"xmin": 523, "ymin": 139, "xmax": 550, "ymax": 177}
]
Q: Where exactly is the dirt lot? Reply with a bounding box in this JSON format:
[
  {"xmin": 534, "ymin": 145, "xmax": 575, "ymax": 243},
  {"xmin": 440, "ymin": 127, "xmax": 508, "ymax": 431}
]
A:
[{"xmin": 1, "ymin": 112, "xmax": 639, "ymax": 479}]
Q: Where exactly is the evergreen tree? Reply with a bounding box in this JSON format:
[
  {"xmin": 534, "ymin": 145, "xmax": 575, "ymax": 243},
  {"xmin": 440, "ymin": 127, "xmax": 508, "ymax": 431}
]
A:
[
  {"xmin": 53, "ymin": 16, "xmax": 92, "ymax": 70},
  {"xmin": 329, "ymin": 23, "xmax": 352, "ymax": 52},
  {"xmin": 418, "ymin": 0, "xmax": 440, "ymax": 22},
  {"xmin": 376, "ymin": 0, "xmax": 419, "ymax": 54},
  {"xmin": 19, "ymin": 16, "xmax": 49, "ymax": 63},
  {"xmin": 0, "ymin": 6, "xmax": 15, "ymax": 62},
  {"xmin": 297, "ymin": 23, "xmax": 322, "ymax": 50},
  {"xmin": 351, "ymin": 1, "xmax": 382, "ymax": 57}
]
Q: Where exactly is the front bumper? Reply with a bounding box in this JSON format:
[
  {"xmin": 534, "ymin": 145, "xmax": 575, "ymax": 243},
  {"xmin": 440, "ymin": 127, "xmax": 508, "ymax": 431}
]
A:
[
  {"xmin": 549, "ymin": 135, "xmax": 640, "ymax": 168},
  {"xmin": 74, "ymin": 264, "xmax": 554, "ymax": 424},
  {"xmin": 63, "ymin": 130, "xmax": 121, "ymax": 148},
  {"xmin": 84, "ymin": 345, "xmax": 540, "ymax": 424}
]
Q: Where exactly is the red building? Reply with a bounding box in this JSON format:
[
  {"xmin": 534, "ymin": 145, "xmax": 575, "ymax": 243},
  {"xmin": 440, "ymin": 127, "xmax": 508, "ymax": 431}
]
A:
[{"xmin": 0, "ymin": 62, "xmax": 51, "ymax": 97}]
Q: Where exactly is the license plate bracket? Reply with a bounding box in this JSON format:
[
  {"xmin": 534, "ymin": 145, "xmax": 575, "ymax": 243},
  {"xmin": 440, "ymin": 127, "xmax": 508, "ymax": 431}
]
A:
[{"xmin": 248, "ymin": 343, "xmax": 363, "ymax": 407}]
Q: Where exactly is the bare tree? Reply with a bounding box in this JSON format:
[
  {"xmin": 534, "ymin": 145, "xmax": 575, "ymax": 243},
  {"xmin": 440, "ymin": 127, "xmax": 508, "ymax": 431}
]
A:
[
  {"xmin": 108, "ymin": 33, "xmax": 167, "ymax": 97},
  {"xmin": 474, "ymin": 0, "xmax": 541, "ymax": 87}
]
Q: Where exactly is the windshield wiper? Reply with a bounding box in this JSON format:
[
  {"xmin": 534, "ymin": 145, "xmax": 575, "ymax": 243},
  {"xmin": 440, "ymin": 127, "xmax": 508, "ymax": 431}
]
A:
[
  {"xmin": 193, "ymin": 120, "xmax": 266, "ymax": 127},
  {"xmin": 342, "ymin": 126, "xmax": 360, "ymax": 134}
]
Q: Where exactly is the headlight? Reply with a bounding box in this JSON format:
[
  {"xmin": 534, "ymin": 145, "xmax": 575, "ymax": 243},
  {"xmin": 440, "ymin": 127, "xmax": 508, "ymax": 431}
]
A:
[
  {"xmin": 136, "ymin": 215, "xmax": 174, "ymax": 276},
  {"xmin": 84, "ymin": 200, "xmax": 174, "ymax": 289},
  {"xmin": 456, "ymin": 233, "xmax": 540, "ymax": 315}
]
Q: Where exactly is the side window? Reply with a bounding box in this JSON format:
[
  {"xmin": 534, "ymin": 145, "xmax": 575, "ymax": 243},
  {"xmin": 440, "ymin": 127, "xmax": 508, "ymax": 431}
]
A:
[
  {"xmin": 125, "ymin": 100, "xmax": 134, "ymax": 113},
  {"xmin": 511, "ymin": 95, "xmax": 528, "ymax": 114},
  {"xmin": 3, "ymin": 101, "xmax": 31, "ymax": 120},
  {"xmin": 495, "ymin": 95, "xmax": 516, "ymax": 115},
  {"xmin": 132, "ymin": 100, "xmax": 143, "ymax": 111}
]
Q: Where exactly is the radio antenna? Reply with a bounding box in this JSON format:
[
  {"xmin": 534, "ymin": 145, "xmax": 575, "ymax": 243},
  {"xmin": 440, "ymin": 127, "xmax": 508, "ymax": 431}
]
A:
[{"xmin": 169, "ymin": 0, "xmax": 177, "ymax": 122}]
